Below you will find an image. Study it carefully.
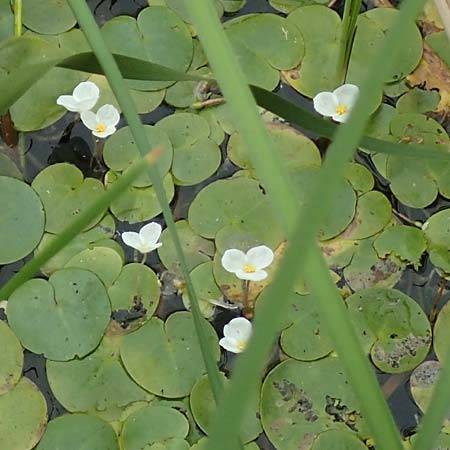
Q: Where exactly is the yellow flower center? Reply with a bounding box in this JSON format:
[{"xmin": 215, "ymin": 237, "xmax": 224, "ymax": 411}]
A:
[
  {"xmin": 236, "ymin": 341, "xmax": 247, "ymax": 352},
  {"xmin": 95, "ymin": 123, "xmax": 107, "ymax": 133},
  {"xmin": 335, "ymin": 104, "xmax": 348, "ymax": 115},
  {"xmin": 243, "ymin": 264, "xmax": 256, "ymax": 273}
]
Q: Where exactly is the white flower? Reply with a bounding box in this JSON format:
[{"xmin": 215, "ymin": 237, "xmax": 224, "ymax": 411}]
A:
[
  {"xmin": 221, "ymin": 245, "xmax": 274, "ymax": 282},
  {"xmin": 80, "ymin": 104, "xmax": 120, "ymax": 138},
  {"xmin": 56, "ymin": 81, "xmax": 100, "ymax": 113},
  {"xmin": 313, "ymin": 84, "xmax": 359, "ymax": 123},
  {"xmin": 219, "ymin": 317, "xmax": 252, "ymax": 353},
  {"xmin": 122, "ymin": 222, "xmax": 163, "ymax": 254}
]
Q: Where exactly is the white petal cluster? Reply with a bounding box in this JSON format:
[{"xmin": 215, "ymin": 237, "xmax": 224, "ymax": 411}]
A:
[
  {"xmin": 221, "ymin": 245, "xmax": 274, "ymax": 281},
  {"xmin": 57, "ymin": 81, "xmax": 120, "ymax": 138},
  {"xmin": 122, "ymin": 222, "xmax": 163, "ymax": 254},
  {"xmin": 219, "ymin": 317, "xmax": 253, "ymax": 353},
  {"xmin": 313, "ymin": 84, "xmax": 359, "ymax": 123}
]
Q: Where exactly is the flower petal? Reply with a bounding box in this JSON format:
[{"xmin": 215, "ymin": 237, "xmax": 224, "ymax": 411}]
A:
[
  {"xmin": 56, "ymin": 95, "xmax": 80, "ymax": 112},
  {"xmin": 80, "ymin": 110, "xmax": 98, "ymax": 131},
  {"xmin": 72, "ymin": 81, "xmax": 100, "ymax": 111},
  {"xmin": 235, "ymin": 269, "xmax": 268, "ymax": 281},
  {"xmin": 333, "ymin": 83, "xmax": 359, "ymax": 108},
  {"xmin": 221, "ymin": 249, "xmax": 246, "ymax": 273},
  {"xmin": 97, "ymin": 104, "xmax": 120, "ymax": 127},
  {"xmin": 219, "ymin": 337, "xmax": 242, "ymax": 353},
  {"xmin": 246, "ymin": 245, "xmax": 274, "ymax": 270},
  {"xmin": 139, "ymin": 222, "xmax": 162, "ymax": 245},
  {"xmin": 313, "ymin": 92, "xmax": 339, "ymax": 117},
  {"xmin": 121, "ymin": 232, "xmax": 144, "ymax": 252},
  {"xmin": 224, "ymin": 317, "xmax": 252, "ymax": 342},
  {"xmin": 332, "ymin": 112, "xmax": 350, "ymax": 123},
  {"xmin": 93, "ymin": 125, "xmax": 117, "ymax": 139}
]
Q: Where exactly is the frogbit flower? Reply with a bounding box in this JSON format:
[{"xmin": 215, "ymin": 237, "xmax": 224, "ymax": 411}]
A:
[
  {"xmin": 313, "ymin": 83, "xmax": 359, "ymax": 123},
  {"xmin": 122, "ymin": 222, "xmax": 163, "ymax": 254},
  {"xmin": 219, "ymin": 317, "xmax": 252, "ymax": 354},
  {"xmin": 80, "ymin": 104, "xmax": 120, "ymax": 138},
  {"xmin": 56, "ymin": 81, "xmax": 100, "ymax": 113},
  {"xmin": 221, "ymin": 245, "xmax": 274, "ymax": 281}
]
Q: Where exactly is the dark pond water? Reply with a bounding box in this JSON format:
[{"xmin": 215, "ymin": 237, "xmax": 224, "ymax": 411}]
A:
[{"xmin": 1, "ymin": 0, "xmax": 449, "ymax": 448}]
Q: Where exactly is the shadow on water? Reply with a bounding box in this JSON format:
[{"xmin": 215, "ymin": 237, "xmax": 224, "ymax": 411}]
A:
[{"xmin": 0, "ymin": 0, "xmax": 448, "ymax": 446}]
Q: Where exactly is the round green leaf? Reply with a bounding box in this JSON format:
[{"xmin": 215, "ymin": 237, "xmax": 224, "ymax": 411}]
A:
[
  {"xmin": 347, "ymin": 288, "xmax": 431, "ymax": 373},
  {"xmin": 191, "ymin": 438, "xmax": 258, "ymax": 450},
  {"xmin": 261, "ymin": 357, "xmax": 368, "ymax": 450},
  {"xmin": 35, "ymin": 414, "xmax": 119, "ymax": 450},
  {"xmin": 0, "ymin": 176, "xmax": 45, "ymax": 264},
  {"xmin": 120, "ymin": 311, "xmax": 220, "ymax": 398},
  {"xmin": 102, "ymin": 7, "xmax": 193, "ymax": 91},
  {"xmin": 157, "ymin": 113, "xmax": 221, "ymax": 186},
  {"xmin": 344, "ymin": 163, "xmax": 374, "ymax": 194},
  {"xmin": 269, "ymin": 0, "xmax": 328, "ymax": 14},
  {"xmin": 397, "ymin": 87, "xmax": 440, "ymax": 114},
  {"xmin": 312, "ymin": 429, "xmax": 368, "ymax": 450},
  {"xmin": 22, "ymin": 0, "xmax": 76, "ymax": 34},
  {"xmin": 433, "ymin": 300, "xmax": 450, "ymax": 362},
  {"xmin": 0, "ymin": 321, "xmax": 23, "ymax": 395},
  {"xmin": 0, "ymin": 153, "xmax": 22, "ymax": 179},
  {"xmin": 32, "ymin": 163, "xmax": 106, "ymax": 234},
  {"xmin": 7, "ymin": 268, "xmax": 111, "ymax": 361},
  {"xmin": 190, "ymin": 374, "xmax": 262, "ymax": 443},
  {"xmin": 47, "ymin": 323, "xmax": 151, "ymax": 420},
  {"xmin": 158, "ymin": 220, "xmax": 215, "ymax": 277},
  {"xmin": 103, "ymin": 125, "xmax": 173, "ymax": 187},
  {"xmin": 36, "ymin": 214, "xmax": 118, "ymax": 276},
  {"xmin": 0, "ymin": 378, "xmax": 47, "ymax": 450},
  {"xmin": 423, "ymin": 209, "xmax": 450, "ymax": 274},
  {"xmin": 106, "ymin": 172, "xmax": 174, "ymax": 224},
  {"xmin": 108, "ymin": 263, "xmax": 161, "ymax": 318},
  {"xmin": 121, "ymin": 405, "xmax": 189, "ymax": 450}
]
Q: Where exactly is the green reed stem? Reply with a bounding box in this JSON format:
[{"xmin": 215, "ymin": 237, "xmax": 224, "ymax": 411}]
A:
[
  {"xmin": 13, "ymin": 0, "xmax": 22, "ymax": 36},
  {"xmin": 0, "ymin": 156, "xmax": 150, "ymax": 300},
  {"xmin": 338, "ymin": 0, "xmax": 362, "ymax": 82},
  {"xmin": 186, "ymin": 0, "xmax": 426, "ymax": 449},
  {"xmin": 66, "ymin": 0, "xmax": 223, "ymax": 404}
]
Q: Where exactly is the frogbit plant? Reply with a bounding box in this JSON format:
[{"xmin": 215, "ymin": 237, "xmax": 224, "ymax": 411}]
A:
[
  {"xmin": 56, "ymin": 81, "xmax": 100, "ymax": 113},
  {"xmin": 221, "ymin": 245, "xmax": 274, "ymax": 317},
  {"xmin": 219, "ymin": 317, "xmax": 253, "ymax": 354},
  {"xmin": 80, "ymin": 104, "xmax": 120, "ymax": 138},
  {"xmin": 122, "ymin": 222, "xmax": 163, "ymax": 263},
  {"xmin": 313, "ymin": 83, "xmax": 360, "ymax": 123}
]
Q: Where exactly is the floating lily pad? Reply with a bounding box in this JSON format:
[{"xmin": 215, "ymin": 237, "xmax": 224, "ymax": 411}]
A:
[
  {"xmin": 279, "ymin": 293, "xmax": 333, "ymax": 361},
  {"xmin": 22, "ymin": 0, "xmax": 76, "ymax": 35},
  {"xmin": 108, "ymin": 263, "xmax": 160, "ymax": 318},
  {"xmin": 0, "ymin": 378, "xmax": 47, "ymax": 450},
  {"xmin": 89, "ymin": 74, "xmax": 165, "ymax": 114},
  {"xmin": 101, "ymin": 7, "xmax": 193, "ymax": 91},
  {"xmin": 228, "ymin": 123, "xmax": 321, "ymax": 176},
  {"xmin": 106, "ymin": 172, "xmax": 174, "ymax": 224},
  {"xmin": 0, "ymin": 0, "xmax": 13, "ymax": 41},
  {"xmin": 374, "ymin": 224, "xmax": 426, "ymax": 269},
  {"xmin": 36, "ymin": 214, "xmax": 118, "ymax": 276},
  {"xmin": 423, "ymin": 209, "xmax": 450, "ymax": 274},
  {"xmin": 190, "ymin": 374, "xmax": 262, "ymax": 443},
  {"xmin": 188, "ymin": 177, "xmax": 283, "ymax": 252},
  {"xmin": 433, "ymin": 300, "xmax": 450, "ymax": 362},
  {"xmin": 344, "ymin": 163, "xmax": 374, "ymax": 194},
  {"xmin": 121, "ymin": 405, "xmax": 189, "ymax": 450},
  {"xmin": 156, "ymin": 113, "xmax": 221, "ymax": 186},
  {"xmin": 103, "ymin": 125, "xmax": 173, "ymax": 187},
  {"xmin": 158, "ymin": 220, "xmax": 215, "ymax": 277},
  {"xmin": 0, "ymin": 176, "xmax": 45, "ymax": 264},
  {"xmin": 35, "ymin": 414, "xmax": 119, "ymax": 450},
  {"xmin": 7, "ymin": 268, "xmax": 111, "ymax": 361},
  {"xmin": 64, "ymin": 247, "xmax": 123, "ymax": 288},
  {"xmin": 312, "ymin": 429, "xmax": 368, "ymax": 450},
  {"xmin": 32, "ymin": 163, "xmax": 106, "ymax": 234},
  {"xmin": 0, "ymin": 152, "xmax": 22, "ymax": 179},
  {"xmin": 0, "ymin": 321, "xmax": 23, "ymax": 395},
  {"xmin": 397, "ymin": 87, "xmax": 440, "ymax": 114},
  {"xmin": 191, "ymin": 438, "xmax": 258, "ymax": 450},
  {"xmin": 182, "ymin": 261, "xmax": 221, "ymax": 318},
  {"xmin": 47, "ymin": 323, "xmax": 151, "ymax": 421},
  {"xmin": 410, "ymin": 360, "xmax": 448, "ymax": 425},
  {"xmin": 339, "ymin": 191, "xmax": 392, "ymax": 240},
  {"xmin": 409, "ymin": 431, "xmax": 450, "ymax": 450},
  {"xmin": 120, "ymin": 311, "xmax": 220, "ymax": 398},
  {"xmin": 269, "ymin": 0, "xmax": 328, "ymax": 14},
  {"xmin": 261, "ymin": 357, "xmax": 368, "ymax": 450},
  {"xmin": 347, "ymin": 288, "xmax": 431, "ymax": 373}
]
